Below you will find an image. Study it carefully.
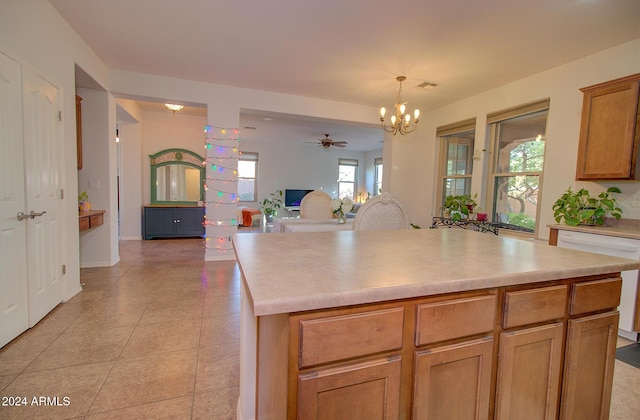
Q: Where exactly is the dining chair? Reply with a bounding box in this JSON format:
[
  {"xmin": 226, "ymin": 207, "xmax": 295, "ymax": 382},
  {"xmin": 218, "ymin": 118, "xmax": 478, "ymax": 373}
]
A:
[
  {"xmin": 353, "ymin": 192, "xmax": 409, "ymax": 230},
  {"xmin": 299, "ymin": 190, "xmax": 333, "ymax": 219}
]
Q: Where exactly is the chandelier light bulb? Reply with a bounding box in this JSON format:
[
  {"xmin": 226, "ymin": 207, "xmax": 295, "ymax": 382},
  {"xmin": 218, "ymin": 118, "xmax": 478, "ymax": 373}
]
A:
[
  {"xmin": 404, "ymin": 113, "xmax": 411, "ymax": 123},
  {"xmin": 414, "ymin": 109, "xmax": 420, "ymax": 120},
  {"xmin": 380, "ymin": 107, "xmax": 386, "ymax": 118},
  {"xmin": 399, "ymin": 103, "xmax": 406, "ymax": 114},
  {"xmin": 390, "ymin": 115, "xmax": 397, "ymax": 125}
]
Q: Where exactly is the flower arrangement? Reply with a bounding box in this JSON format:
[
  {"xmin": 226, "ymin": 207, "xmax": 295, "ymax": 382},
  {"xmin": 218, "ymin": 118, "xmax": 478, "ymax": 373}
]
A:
[{"xmin": 331, "ymin": 197, "xmax": 354, "ymax": 223}]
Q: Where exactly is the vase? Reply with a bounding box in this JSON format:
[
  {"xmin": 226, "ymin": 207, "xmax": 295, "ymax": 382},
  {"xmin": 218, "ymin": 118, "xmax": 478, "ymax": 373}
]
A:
[{"xmin": 336, "ymin": 212, "xmax": 346, "ymax": 224}]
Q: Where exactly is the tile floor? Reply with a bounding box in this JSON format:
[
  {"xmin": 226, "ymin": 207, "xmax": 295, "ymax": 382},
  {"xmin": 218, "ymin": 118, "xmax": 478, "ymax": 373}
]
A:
[
  {"xmin": 0, "ymin": 236, "xmax": 639, "ymax": 419},
  {"xmin": 0, "ymin": 239, "xmax": 239, "ymax": 419}
]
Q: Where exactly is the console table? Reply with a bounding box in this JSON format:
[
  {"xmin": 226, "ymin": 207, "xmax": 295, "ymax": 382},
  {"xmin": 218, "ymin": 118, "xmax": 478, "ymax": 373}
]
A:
[
  {"xmin": 143, "ymin": 205, "xmax": 205, "ymax": 239},
  {"xmin": 431, "ymin": 216, "xmax": 499, "ymax": 235}
]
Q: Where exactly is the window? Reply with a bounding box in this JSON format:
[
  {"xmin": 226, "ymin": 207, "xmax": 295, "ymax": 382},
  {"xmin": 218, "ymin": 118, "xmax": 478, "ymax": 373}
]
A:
[
  {"xmin": 487, "ymin": 100, "xmax": 549, "ymax": 233},
  {"xmin": 338, "ymin": 158, "xmax": 358, "ymax": 199},
  {"xmin": 374, "ymin": 157, "xmax": 383, "ymax": 195},
  {"xmin": 436, "ymin": 119, "xmax": 476, "ymax": 214},
  {"xmin": 238, "ymin": 152, "xmax": 258, "ymax": 201}
]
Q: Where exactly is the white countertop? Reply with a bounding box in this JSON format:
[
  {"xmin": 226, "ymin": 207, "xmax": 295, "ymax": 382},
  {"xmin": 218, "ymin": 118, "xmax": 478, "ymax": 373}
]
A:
[{"xmin": 233, "ymin": 229, "xmax": 640, "ymax": 316}]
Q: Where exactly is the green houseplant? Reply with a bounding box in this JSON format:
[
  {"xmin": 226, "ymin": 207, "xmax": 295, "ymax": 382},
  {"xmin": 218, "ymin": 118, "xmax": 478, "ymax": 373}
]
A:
[
  {"xmin": 260, "ymin": 189, "xmax": 283, "ymax": 222},
  {"xmin": 443, "ymin": 194, "xmax": 477, "ymax": 221},
  {"xmin": 552, "ymin": 186, "xmax": 622, "ymax": 226}
]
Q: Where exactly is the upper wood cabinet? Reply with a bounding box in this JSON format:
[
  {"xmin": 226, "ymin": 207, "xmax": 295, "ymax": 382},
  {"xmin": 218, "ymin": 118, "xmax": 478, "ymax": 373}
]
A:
[{"xmin": 576, "ymin": 73, "xmax": 640, "ymax": 180}]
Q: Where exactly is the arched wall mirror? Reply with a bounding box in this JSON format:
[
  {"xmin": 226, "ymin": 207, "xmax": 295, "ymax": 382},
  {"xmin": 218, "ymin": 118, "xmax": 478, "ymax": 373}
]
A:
[{"xmin": 150, "ymin": 148, "xmax": 205, "ymax": 205}]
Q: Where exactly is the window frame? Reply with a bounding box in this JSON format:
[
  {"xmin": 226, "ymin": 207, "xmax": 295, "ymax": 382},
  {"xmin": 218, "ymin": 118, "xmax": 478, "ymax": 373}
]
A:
[
  {"xmin": 374, "ymin": 157, "xmax": 383, "ymax": 195},
  {"xmin": 338, "ymin": 158, "xmax": 358, "ymax": 200},
  {"xmin": 485, "ymin": 100, "xmax": 549, "ymax": 236},
  {"xmin": 237, "ymin": 151, "xmax": 258, "ymax": 202},
  {"xmin": 436, "ymin": 119, "xmax": 476, "ymax": 215}
]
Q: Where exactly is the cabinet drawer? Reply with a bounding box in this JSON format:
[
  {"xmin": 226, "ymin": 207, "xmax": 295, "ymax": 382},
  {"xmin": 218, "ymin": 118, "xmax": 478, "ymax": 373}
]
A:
[
  {"xmin": 79, "ymin": 217, "xmax": 90, "ymax": 231},
  {"xmin": 89, "ymin": 213, "xmax": 103, "ymax": 227},
  {"xmin": 569, "ymin": 277, "xmax": 622, "ymax": 316},
  {"xmin": 503, "ymin": 285, "xmax": 567, "ymax": 329},
  {"xmin": 298, "ymin": 307, "xmax": 404, "ymax": 368},
  {"xmin": 416, "ymin": 294, "xmax": 496, "ymax": 346}
]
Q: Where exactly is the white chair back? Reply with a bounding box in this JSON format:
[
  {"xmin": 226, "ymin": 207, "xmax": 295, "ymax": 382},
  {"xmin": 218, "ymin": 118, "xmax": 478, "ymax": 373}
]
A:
[
  {"xmin": 300, "ymin": 190, "xmax": 333, "ymax": 219},
  {"xmin": 353, "ymin": 192, "xmax": 409, "ymax": 230}
]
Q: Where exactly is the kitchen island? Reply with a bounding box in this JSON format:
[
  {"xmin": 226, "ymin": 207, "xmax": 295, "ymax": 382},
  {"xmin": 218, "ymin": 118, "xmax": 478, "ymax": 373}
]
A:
[{"xmin": 233, "ymin": 228, "xmax": 640, "ymax": 419}]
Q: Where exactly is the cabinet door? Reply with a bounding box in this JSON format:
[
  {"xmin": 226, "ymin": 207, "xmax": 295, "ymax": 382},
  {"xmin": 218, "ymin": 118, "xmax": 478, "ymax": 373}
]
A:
[
  {"xmin": 560, "ymin": 312, "xmax": 619, "ymax": 420},
  {"xmin": 413, "ymin": 337, "xmax": 493, "ymax": 420},
  {"xmin": 495, "ymin": 322, "xmax": 564, "ymax": 420},
  {"xmin": 175, "ymin": 207, "xmax": 204, "ymax": 237},
  {"xmin": 144, "ymin": 207, "xmax": 176, "ymax": 238},
  {"xmin": 297, "ymin": 356, "xmax": 401, "ymax": 420},
  {"xmin": 576, "ymin": 74, "xmax": 640, "ymax": 180}
]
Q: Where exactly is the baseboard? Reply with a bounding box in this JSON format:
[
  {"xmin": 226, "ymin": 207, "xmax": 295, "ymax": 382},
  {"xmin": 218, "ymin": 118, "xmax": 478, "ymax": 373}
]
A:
[
  {"xmin": 205, "ymin": 253, "xmax": 237, "ymax": 262},
  {"xmin": 120, "ymin": 235, "xmax": 142, "ymax": 241},
  {"xmin": 80, "ymin": 260, "xmax": 116, "ymax": 268}
]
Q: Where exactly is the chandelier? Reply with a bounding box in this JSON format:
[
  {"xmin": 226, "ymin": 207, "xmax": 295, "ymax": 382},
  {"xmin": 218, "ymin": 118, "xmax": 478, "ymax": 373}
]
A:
[{"xmin": 379, "ymin": 76, "xmax": 420, "ymax": 135}]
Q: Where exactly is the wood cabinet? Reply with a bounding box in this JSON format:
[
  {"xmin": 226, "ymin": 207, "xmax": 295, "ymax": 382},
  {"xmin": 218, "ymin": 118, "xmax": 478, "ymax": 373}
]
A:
[
  {"xmin": 79, "ymin": 210, "xmax": 105, "ymax": 232},
  {"xmin": 264, "ymin": 276, "xmax": 622, "ymax": 419},
  {"xmin": 414, "ymin": 337, "xmax": 493, "ymax": 420},
  {"xmin": 496, "ymin": 323, "xmax": 564, "ymax": 419},
  {"xmin": 142, "ymin": 206, "xmax": 204, "ymax": 239},
  {"xmin": 495, "ymin": 284, "xmax": 567, "ymax": 419},
  {"xmin": 576, "ymin": 73, "xmax": 640, "ymax": 180},
  {"xmin": 297, "ymin": 356, "xmax": 402, "ymax": 420}
]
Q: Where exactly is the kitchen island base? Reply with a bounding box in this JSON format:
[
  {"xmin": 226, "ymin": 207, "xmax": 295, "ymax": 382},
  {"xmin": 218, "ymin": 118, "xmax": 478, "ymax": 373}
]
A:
[{"xmin": 240, "ymin": 274, "xmax": 621, "ymax": 419}]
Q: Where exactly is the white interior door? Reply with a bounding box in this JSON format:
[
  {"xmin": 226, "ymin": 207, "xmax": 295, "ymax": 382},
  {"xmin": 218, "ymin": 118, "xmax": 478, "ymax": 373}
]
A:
[
  {"xmin": 22, "ymin": 68, "xmax": 63, "ymax": 327},
  {"xmin": 0, "ymin": 52, "xmax": 29, "ymax": 348}
]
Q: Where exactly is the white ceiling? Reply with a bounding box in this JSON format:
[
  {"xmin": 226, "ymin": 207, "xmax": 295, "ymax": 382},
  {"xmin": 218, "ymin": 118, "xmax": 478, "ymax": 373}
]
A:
[{"xmin": 54, "ymin": 0, "xmax": 640, "ymax": 151}]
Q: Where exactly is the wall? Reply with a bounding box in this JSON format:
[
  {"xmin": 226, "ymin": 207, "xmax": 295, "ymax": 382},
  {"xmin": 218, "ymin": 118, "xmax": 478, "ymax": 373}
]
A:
[
  {"xmin": 140, "ymin": 111, "xmax": 208, "ymax": 205},
  {"xmin": 77, "ymin": 88, "xmax": 119, "ymax": 267},
  {"xmin": 398, "ymin": 38, "xmax": 640, "ymax": 238},
  {"xmin": 108, "ymin": 70, "xmax": 381, "ymax": 259},
  {"xmin": 0, "ymin": 0, "xmax": 112, "ymax": 297},
  {"xmin": 238, "ymin": 140, "xmax": 380, "ymax": 217}
]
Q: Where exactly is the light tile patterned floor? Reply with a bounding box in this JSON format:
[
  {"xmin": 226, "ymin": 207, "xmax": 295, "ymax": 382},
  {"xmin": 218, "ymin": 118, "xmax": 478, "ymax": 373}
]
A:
[
  {"xmin": 0, "ymin": 239, "xmax": 239, "ymax": 419},
  {"xmin": 0, "ymin": 236, "xmax": 638, "ymax": 419}
]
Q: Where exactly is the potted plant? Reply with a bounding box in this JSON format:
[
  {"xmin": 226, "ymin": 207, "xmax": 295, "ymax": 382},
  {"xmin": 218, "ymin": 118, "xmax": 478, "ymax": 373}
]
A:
[
  {"xmin": 78, "ymin": 191, "xmax": 91, "ymax": 212},
  {"xmin": 552, "ymin": 186, "xmax": 622, "ymax": 226},
  {"xmin": 475, "ymin": 207, "xmax": 488, "ymax": 222},
  {"xmin": 443, "ymin": 194, "xmax": 477, "ymax": 221},
  {"xmin": 260, "ymin": 189, "xmax": 283, "ymax": 222}
]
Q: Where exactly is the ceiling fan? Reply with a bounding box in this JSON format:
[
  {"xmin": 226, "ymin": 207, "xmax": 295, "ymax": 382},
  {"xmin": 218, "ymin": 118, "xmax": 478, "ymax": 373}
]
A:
[{"xmin": 307, "ymin": 134, "xmax": 348, "ymax": 149}]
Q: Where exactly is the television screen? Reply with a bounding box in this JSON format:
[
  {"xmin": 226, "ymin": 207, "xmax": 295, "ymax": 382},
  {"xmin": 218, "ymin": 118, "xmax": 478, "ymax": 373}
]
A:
[{"xmin": 285, "ymin": 189, "xmax": 314, "ymax": 207}]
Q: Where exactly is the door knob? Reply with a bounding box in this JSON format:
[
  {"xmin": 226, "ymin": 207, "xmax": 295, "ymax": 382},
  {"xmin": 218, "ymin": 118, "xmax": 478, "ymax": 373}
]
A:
[
  {"xmin": 17, "ymin": 211, "xmax": 28, "ymax": 221},
  {"xmin": 29, "ymin": 210, "xmax": 47, "ymax": 219}
]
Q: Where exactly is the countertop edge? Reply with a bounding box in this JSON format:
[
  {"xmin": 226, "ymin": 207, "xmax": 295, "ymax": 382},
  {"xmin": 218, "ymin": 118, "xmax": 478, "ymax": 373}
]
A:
[{"xmin": 250, "ymin": 262, "xmax": 639, "ymax": 317}]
